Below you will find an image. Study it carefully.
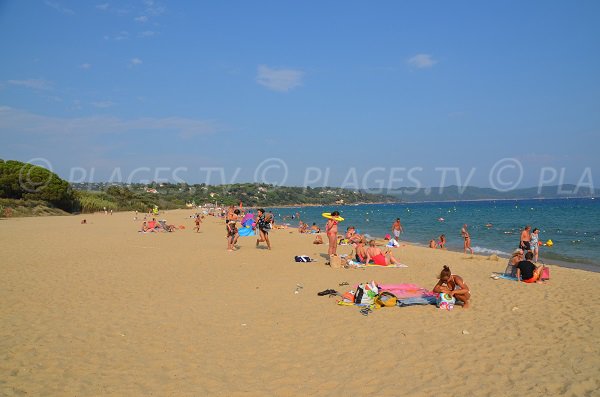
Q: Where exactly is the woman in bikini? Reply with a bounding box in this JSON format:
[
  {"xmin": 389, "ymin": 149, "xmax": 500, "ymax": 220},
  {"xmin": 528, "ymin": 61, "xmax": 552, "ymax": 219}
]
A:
[
  {"xmin": 461, "ymin": 224, "xmax": 473, "ymax": 255},
  {"xmin": 364, "ymin": 240, "xmax": 400, "ymax": 266},
  {"xmin": 433, "ymin": 265, "xmax": 471, "ymax": 308},
  {"xmin": 255, "ymin": 208, "xmax": 272, "ymax": 250},
  {"xmin": 325, "ymin": 211, "xmax": 340, "ymax": 256}
]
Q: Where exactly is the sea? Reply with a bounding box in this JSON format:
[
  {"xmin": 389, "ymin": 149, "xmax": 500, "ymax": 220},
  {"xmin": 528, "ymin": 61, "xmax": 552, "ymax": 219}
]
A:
[{"xmin": 271, "ymin": 198, "xmax": 600, "ymax": 272}]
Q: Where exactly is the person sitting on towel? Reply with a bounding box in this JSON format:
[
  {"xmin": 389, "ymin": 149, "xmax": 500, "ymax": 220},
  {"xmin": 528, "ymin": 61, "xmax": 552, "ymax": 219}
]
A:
[
  {"xmin": 365, "ymin": 240, "xmax": 401, "ymax": 266},
  {"xmin": 516, "ymin": 252, "xmax": 545, "ymax": 283}
]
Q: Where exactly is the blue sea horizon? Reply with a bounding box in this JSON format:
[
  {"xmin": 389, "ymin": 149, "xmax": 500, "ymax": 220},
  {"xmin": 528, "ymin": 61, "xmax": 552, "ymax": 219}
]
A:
[{"xmin": 271, "ymin": 197, "xmax": 600, "ymax": 271}]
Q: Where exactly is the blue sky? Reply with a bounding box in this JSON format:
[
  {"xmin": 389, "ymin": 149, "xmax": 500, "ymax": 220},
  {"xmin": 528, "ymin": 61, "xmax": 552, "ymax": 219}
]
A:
[{"xmin": 1, "ymin": 0, "xmax": 599, "ymax": 190}]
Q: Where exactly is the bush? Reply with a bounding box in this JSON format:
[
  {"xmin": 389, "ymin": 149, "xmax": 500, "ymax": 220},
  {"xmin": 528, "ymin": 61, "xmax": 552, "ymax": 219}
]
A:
[{"xmin": 0, "ymin": 159, "xmax": 76, "ymax": 211}]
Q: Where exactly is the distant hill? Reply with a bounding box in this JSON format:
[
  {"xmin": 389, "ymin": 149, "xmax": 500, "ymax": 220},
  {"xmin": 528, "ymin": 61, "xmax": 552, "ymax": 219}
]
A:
[
  {"xmin": 71, "ymin": 182, "xmax": 397, "ymax": 208},
  {"xmin": 388, "ymin": 185, "xmax": 598, "ymax": 202}
]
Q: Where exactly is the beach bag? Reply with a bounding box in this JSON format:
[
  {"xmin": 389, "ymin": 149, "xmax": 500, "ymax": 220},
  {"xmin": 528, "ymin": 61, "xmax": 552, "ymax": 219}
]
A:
[
  {"xmin": 295, "ymin": 255, "xmax": 313, "ymax": 263},
  {"xmin": 375, "ymin": 291, "xmax": 398, "ymax": 308},
  {"xmin": 354, "ymin": 281, "xmax": 379, "ymax": 305},
  {"xmin": 329, "ymin": 254, "xmax": 343, "ymax": 269},
  {"xmin": 541, "ymin": 267, "xmax": 550, "ymax": 281},
  {"xmin": 436, "ymin": 293, "xmax": 456, "ymax": 309}
]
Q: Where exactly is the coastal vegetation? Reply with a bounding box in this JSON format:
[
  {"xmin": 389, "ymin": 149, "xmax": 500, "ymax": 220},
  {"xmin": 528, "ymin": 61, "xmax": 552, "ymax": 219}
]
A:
[{"xmin": 0, "ymin": 159, "xmax": 396, "ymax": 217}]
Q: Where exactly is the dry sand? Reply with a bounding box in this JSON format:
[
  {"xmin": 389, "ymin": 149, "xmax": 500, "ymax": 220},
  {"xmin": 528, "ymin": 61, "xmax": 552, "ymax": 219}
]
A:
[{"xmin": 1, "ymin": 209, "xmax": 599, "ymax": 396}]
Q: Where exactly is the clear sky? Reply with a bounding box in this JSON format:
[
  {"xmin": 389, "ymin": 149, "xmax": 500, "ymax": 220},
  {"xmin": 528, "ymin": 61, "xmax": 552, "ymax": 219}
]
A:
[{"xmin": 1, "ymin": 0, "xmax": 599, "ymax": 190}]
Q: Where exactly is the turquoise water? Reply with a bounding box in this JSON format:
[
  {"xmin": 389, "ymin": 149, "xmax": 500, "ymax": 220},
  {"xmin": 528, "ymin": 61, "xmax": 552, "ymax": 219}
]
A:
[{"xmin": 272, "ymin": 198, "xmax": 600, "ymax": 270}]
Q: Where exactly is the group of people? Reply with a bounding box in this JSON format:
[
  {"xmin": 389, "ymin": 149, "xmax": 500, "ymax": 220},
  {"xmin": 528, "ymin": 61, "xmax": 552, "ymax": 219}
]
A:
[
  {"xmin": 429, "ymin": 234, "xmax": 447, "ymax": 249},
  {"xmin": 139, "ymin": 218, "xmax": 177, "ymax": 233},
  {"xmin": 225, "ymin": 206, "xmax": 273, "ymax": 251},
  {"xmin": 501, "ymin": 225, "xmax": 545, "ymax": 283}
]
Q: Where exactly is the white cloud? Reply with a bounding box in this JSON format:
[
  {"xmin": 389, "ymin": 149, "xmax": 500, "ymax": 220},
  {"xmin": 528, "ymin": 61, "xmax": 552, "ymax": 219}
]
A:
[
  {"xmin": 129, "ymin": 57, "xmax": 143, "ymax": 67},
  {"xmin": 7, "ymin": 79, "xmax": 53, "ymax": 90},
  {"xmin": 138, "ymin": 31, "xmax": 156, "ymax": 38},
  {"xmin": 407, "ymin": 54, "xmax": 438, "ymax": 69},
  {"xmin": 134, "ymin": 15, "xmax": 148, "ymax": 22},
  {"xmin": 0, "ymin": 106, "xmax": 220, "ymax": 139},
  {"xmin": 80, "ymin": 63, "xmax": 92, "ymax": 69},
  {"xmin": 256, "ymin": 65, "xmax": 303, "ymax": 92},
  {"xmin": 143, "ymin": 0, "xmax": 165, "ymax": 16},
  {"xmin": 96, "ymin": 3, "xmax": 109, "ymax": 11},
  {"xmin": 115, "ymin": 31, "xmax": 130, "ymax": 41},
  {"xmin": 91, "ymin": 101, "xmax": 115, "ymax": 108},
  {"xmin": 44, "ymin": 0, "xmax": 74, "ymax": 15}
]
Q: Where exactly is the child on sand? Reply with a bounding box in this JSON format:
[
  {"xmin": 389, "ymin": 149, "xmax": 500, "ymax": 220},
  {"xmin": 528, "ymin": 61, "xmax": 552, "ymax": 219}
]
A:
[
  {"xmin": 433, "ymin": 265, "xmax": 471, "ymax": 308},
  {"xmin": 438, "ymin": 234, "xmax": 446, "ymax": 249}
]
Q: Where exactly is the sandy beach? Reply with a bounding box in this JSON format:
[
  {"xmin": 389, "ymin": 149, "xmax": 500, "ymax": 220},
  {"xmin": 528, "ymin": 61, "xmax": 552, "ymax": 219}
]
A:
[{"xmin": 1, "ymin": 209, "xmax": 599, "ymax": 397}]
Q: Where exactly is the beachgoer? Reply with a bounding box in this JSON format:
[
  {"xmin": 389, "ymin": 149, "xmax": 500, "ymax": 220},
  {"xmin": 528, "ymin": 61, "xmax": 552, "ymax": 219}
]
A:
[
  {"xmin": 429, "ymin": 239, "xmax": 437, "ymax": 249},
  {"xmin": 255, "ymin": 208, "xmax": 272, "ymax": 250},
  {"xmin": 365, "ymin": 240, "xmax": 400, "ymax": 266},
  {"xmin": 439, "ymin": 234, "xmax": 446, "ymax": 249},
  {"xmin": 310, "ymin": 223, "xmax": 321, "ymax": 233},
  {"xmin": 325, "ymin": 211, "xmax": 340, "ymax": 256},
  {"xmin": 226, "ymin": 209, "xmax": 240, "ymax": 251},
  {"xmin": 504, "ymin": 249, "xmax": 524, "ymax": 277},
  {"xmin": 520, "ymin": 225, "xmax": 532, "ymax": 252},
  {"xmin": 345, "ymin": 226, "xmax": 362, "ymax": 245},
  {"xmin": 519, "ymin": 225, "xmax": 532, "ymax": 251},
  {"xmin": 392, "ymin": 218, "xmax": 404, "ymax": 242},
  {"xmin": 313, "ymin": 235, "xmax": 323, "ymax": 244},
  {"xmin": 516, "ymin": 252, "xmax": 545, "ymax": 283},
  {"xmin": 461, "ymin": 224, "xmax": 473, "ymax": 255},
  {"xmin": 530, "ymin": 228, "xmax": 540, "ymax": 262},
  {"xmin": 433, "ymin": 265, "xmax": 471, "ymax": 308},
  {"xmin": 354, "ymin": 238, "xmax": 368, "ymax": 263},
  {"xmin": 298, "ymin": 222, "xmax": 308, "ymax": 233},
  {"xmin": 194, "ymin": 214, "xmax": 202, "ymax": 233},
  {"xmin": 140, "ymin": 221, "xmax": 153, "ymax": 232}
]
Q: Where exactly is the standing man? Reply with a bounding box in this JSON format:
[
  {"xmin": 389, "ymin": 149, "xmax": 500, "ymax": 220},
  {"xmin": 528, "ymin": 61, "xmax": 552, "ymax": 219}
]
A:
[
  {"xmin": 461, "ymin": 224, "xmax": 474, "ymax": 255},
  {"xmin": 391, "ymin": 218, "xmax": 404, "ymax": 242},
  {"xmin": 520, "ymin": 225, "xmax": 532, "ymax": 252}
]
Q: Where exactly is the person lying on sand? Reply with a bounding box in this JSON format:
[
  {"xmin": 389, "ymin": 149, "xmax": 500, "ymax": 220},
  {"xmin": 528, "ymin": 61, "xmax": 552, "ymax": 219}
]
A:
[
  {"xmin": 516, "ymin": 252, "xmax": 545, "ymax": 283},
  {"xmin": 365, "ymin": 240, "xmax": 400, "ymax": 266},
  {"xmin": 433, "ymin": 265, "xmax": 471, "ymax": 308}
]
